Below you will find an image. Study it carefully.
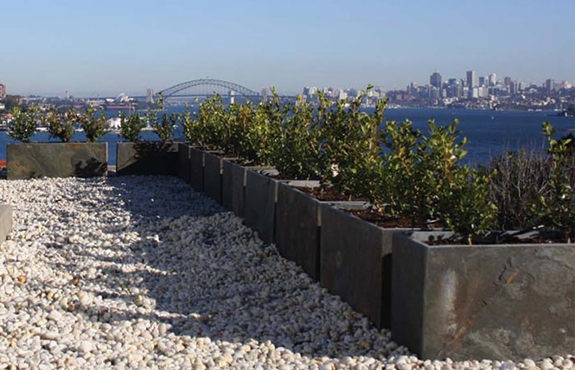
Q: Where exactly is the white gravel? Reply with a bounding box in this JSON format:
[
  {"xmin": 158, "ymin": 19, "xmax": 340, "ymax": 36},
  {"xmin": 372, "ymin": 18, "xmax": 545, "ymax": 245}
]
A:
[{"xmin": 0, "ymin": 176, "xmax": 572, "ymax": 369}]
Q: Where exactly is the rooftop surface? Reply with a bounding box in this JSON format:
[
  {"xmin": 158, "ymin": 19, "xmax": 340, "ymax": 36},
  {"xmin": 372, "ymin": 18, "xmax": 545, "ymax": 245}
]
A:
[{"xmin": 0, "ymin": 176, "xmax": 570, "ymax": 368}]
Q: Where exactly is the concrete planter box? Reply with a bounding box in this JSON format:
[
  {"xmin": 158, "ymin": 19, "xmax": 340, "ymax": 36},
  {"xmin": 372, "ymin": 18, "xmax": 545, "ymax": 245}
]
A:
[
  {"xmin": 7, "ymin": 142, "xmax": 108, "ymax": 180},
  {"xmin": 320, "ymin": 205, "xmax": 410, "ymax": 329},
  {"xmin": 243, "ymin": 169, "xmax": 280, "ymax": 244},
  {"xmin": 222, "ymin": 159, "xmax": 247, "ymax": 217},
  {"xmin": 116, "ymin": 142, "xmax": 179, "ymax": 176},
  {"xmin": 178, "ymin": 143, "xmax": 192, "ymax": 183},
  {"xmin": 0, "ymin": 205, "xmax": 13, "ymax": 244},
  {"xmin": 189, "ymin": 147, "xmax": 205, "ymax": 192},
  {"xmin": 392, "ymin": 231, "xmax": 575, "ymax": 361},
  {"xmin": 275, "ymin": 183, "xmax": 371, "ymax": 282}
]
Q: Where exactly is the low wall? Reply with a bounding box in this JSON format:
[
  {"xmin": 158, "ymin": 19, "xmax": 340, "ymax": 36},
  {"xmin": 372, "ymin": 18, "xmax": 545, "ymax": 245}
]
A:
[{"xmin": 7, "ymin": 142, "xmax": 108, "ymax": 180}]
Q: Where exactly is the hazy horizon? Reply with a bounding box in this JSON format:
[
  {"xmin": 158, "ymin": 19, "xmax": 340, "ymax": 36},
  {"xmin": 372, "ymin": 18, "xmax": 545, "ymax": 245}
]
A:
[{"xmin": 1, "ymin": 0, "xmax": 574, "ymax": 97}]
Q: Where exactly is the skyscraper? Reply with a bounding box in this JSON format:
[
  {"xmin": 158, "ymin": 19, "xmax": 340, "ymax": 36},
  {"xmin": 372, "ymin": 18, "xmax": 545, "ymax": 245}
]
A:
[
  {"xmin": 504, "ymin": 77, "xmax": 512, "ymax": 86},
  {"xmin": 0, "ymin": 83, "xmax": 6, "ymax": 99},
  {"xmin": 488, "ymin": 73, "xmax": 497, "ymax": 86},
  {"xmin": 466, "ymin": 71, "xmax": 478, "ymax": 88},
  {"xmin": 545, "ymin": 79, "xmax": 555, "ymax": 91},
  {"xmin": 430, "ymin": 72, "xmax": 442, "ymax": 89}
]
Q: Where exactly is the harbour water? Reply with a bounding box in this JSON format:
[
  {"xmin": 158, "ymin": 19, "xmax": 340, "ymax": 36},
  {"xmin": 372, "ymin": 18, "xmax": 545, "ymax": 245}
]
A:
[{"xmin": 0, "ymin": 108, "xmax": 573, "ymax": 165}]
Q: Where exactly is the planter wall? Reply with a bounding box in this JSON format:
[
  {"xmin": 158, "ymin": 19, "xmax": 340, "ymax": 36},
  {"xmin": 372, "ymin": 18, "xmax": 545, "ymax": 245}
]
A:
[
  {"xmin": 189, "ymin": 148, "xmax": 205, "ymax": 192},
  {"xmin": 116, "ymin": 142, "xmax": 179, "ymax": 176},
  {"xmin": 320, "ymin": 205, "xmax": 409, "ymax": 329},
  {"xmin": 178, "ymin": 143, "xmax": 191, "ymax": 183},
  {"xmin": 275, "ymin": 182, "xmax": 323, "ymax": 280},
  {"xmin": 203, "ymin": 152, "xmax": 224, "ymax": 204},
  {"xmin": 0, "ymin": 205, "xmax": 12, "ymax": 244},
  {"xmin": 243, "ymin": 169, "xmax": 279, "ymax": 244},
  {"xmin": 7, "ymin": 142, "xmax": 108, "ymax": 180},
  {"xmin": 392, "ymin": 232, "xmax": 575, "ymax": 361},
  {"xmin": 222, "ymin": 160, "xmax": 247, "ymax": 217}
]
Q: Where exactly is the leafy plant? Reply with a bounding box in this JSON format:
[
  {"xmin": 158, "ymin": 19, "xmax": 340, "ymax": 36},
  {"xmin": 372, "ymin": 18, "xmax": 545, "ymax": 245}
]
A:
[
  {"xmin": 152, "ymin": 113, "xmax": 176, "ymax": 142},
  {"xmin": 534, "ymin": 122, "xmax": 575, "ymax": 242},
  {"xmin": 119, "ymin": 112, "xmax": 146, "ymax": 142},
  {"xmin": 81, "ymin": 105, "xmax": 107, "ymax": 142},
  {"xmin": 7, "ymin": 106, "xmax": 37, "ymax": 143},
  {"xmin": 321, "ymin": 86, "xmax": 387, "ymax": 200},
  {"xmin": 226, "ymin": 101, "xmax": 261, "ymax": 162},
  {"xmin": 147, "ymin": 93, "xmax": 176, "ymax": 142},
  {"xmin": 440, "ymin": 166, "xmax": 498, "ymax": 244},
  {"xmin": 43, "ymin": 108, "xmax": 76, "ymax": 142},
  {"xmin": 381, "ymin": 118, "xmax": 498, "ymax": 241},
  {"xmin": 266, "ymin": 95, "xmax": 322, "ymax": 179},
  {"xmin": 380, "ymin": 119, "xmax": 422, "ymax": 221}
]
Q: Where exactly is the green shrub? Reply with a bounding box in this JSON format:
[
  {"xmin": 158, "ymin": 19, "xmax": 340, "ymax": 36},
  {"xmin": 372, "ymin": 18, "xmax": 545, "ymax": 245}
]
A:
[
  {"xmin": 321, "ymin": 87, "xmax": 387, "ymax": 200},
  {"xmin": 7, "ymin": 107, "xmax": 37, "ymax": 143},
  {"xmin": 119, "ymin": 112, "xmax": 146, "ymax": 142},
  {"xmin": 380, "ymin": 119, "xmax": 422, "ymax": 220},
  {"xmin": 439, "ymin": 166, "xmax": 498, "ymax": 244},
  {"xmin": 152, "ymin": 113, "xmax": 176, "ymax": 142},
  {"xmin": 147, "ymin": 93, "xmax": 176, "ymax": 143},
  {"xmin": 81, "ymin": 105, "xmax": 107, "ymax": 142},
  {"xmin": 43, "ymin": 108, "xmax": 75, "ymax": 142},
  {"xmin": 193, "ymin": 95, "xmax": 228, "ymax": 150},
  {"xmin": 267, "ymin": 95, "xmax": 323, "ymax": 179}
]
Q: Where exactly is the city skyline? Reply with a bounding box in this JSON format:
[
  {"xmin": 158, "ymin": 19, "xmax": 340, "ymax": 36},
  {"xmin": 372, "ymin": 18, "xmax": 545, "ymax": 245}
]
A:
[{"xmin": 1, "ymin": 0, "xmax": 574, "ymax": 96}]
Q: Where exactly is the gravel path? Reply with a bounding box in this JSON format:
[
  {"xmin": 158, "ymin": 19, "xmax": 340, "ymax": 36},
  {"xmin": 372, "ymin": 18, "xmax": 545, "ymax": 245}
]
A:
[{"xmin": 0, "ymin": 176, "xmax": 571, "ymax": 369}]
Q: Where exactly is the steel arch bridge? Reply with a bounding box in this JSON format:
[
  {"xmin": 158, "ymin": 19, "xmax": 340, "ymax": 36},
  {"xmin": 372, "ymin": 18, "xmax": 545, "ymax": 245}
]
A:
[{"xmin": 157, "ymin": 78, "xmax": 260, "ymax": 99}]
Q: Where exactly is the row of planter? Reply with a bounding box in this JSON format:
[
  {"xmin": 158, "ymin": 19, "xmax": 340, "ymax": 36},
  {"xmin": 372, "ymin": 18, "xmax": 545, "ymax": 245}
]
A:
[
  {"xmin": 176, "ymin": 144, "xmax": 575, "ymax": 362},
  {"xmin": 5, "ymin": 142, "xmax": 574, "ymax": 361}
]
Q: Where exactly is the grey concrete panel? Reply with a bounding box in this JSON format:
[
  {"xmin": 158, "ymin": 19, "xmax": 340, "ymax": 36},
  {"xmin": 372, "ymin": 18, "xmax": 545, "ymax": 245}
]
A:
[
  {"xmin": 320, "ymin": 205, "xmax": 405, "ymax": 328},
  {"xmin": 178, "ymin": 143, "xmax": 191, "ymax": 182},
  {"xmin": 276, "ymin": 183, "xmax": 322, "ymax": 280},
  {"xmin": 116, "ymin": 142, "xmax": 178, "ymax": 176},
  {"xmin": 392, "ymin": 232, "xmax": 575, "ymax": 361},
  {"xmin": 244, "ymin": 170, "xmax": 278, "ymax": 244},
  {"xmin": 222, "ymin": 160, "xmax": 246, "ymax": 217},
  {"xmin": 203, "ymin": 152, "xmax": 223, "ymax": 204},
  {"xmin": 7, "ymin": 143, "xmax": 108, "ymax": 180},
  {"xmin": 189, "ymin": 148, "xmax": 204, "ymax": 192}
]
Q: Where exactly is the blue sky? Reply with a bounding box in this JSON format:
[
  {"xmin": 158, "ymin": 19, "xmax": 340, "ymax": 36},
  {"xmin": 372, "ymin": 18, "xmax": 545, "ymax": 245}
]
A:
[{"xmin": 1, "ymin": 0, "xmax": 574, "ymax": 96}]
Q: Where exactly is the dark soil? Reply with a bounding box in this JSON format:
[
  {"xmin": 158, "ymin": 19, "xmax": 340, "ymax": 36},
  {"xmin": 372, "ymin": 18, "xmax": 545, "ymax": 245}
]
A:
[
  {"xmin": 294, "ymin": 186, "xmax": 365, "ymax": 202},
  {"xmin": 348, "ymin": 209, "xmax": 416, "ymax": 228}
]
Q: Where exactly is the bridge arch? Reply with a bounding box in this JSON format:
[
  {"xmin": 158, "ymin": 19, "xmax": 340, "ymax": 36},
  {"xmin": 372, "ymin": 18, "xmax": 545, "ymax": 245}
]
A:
[{"xmin": 157, "ymin": 79, "xmax": 260, "ymax": 98}]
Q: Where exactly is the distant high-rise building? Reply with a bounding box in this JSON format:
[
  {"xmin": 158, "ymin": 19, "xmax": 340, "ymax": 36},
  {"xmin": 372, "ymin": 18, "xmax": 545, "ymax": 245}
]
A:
[
  {"xmin": 478, "ymin": 86, "xmax": 489, "ymax": 98},
  {"xmin": 509, "ymin": 81, "xmax": 518, "ymax": 95},
  {"xmin": 146, "ymin": 88, "xmax": 154, "ymax": 104},
  {"xmin": 0, "ymin": 83, "xmax": 6, "ymax": 99},
  {"xmin": 479, "ymin": 77, "xmax": 486, "ymax": 86},
  {"xmin": 466, "ymin": 70, "xmax": 478, "ymax": 88},
  {"xmin": 488, "ymin": 73, "xmax": 497, "ymax": 86},
  {"xmin": 430, "ymin": 72, "xmax": 442, "ymax": 88},
  {"xmin": 545, "ymin": 79, "xmax": 555, "ymax": 91},
  {"xmin": 504, "ymin": 77, "xmax": 512, "ymax": 86},
  {"xmin": 429, "ymin": 86, "xmax": 440, "ymax": 100}
]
